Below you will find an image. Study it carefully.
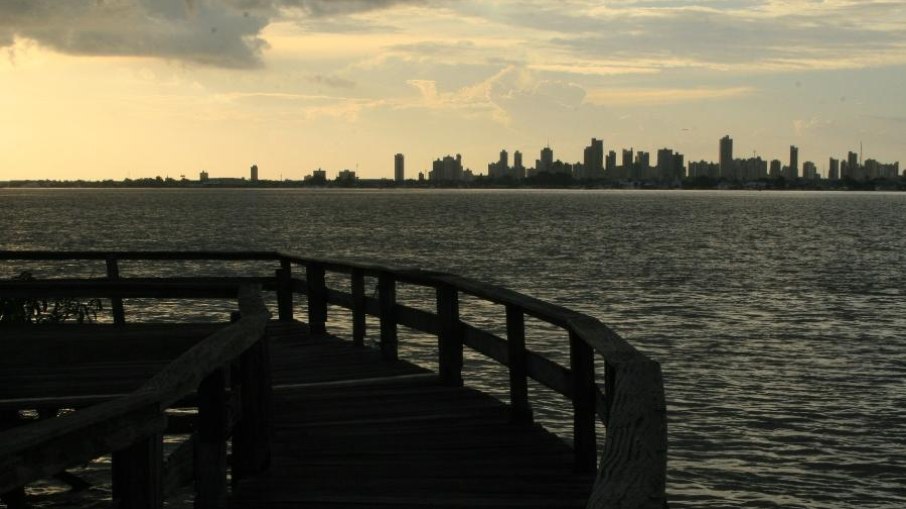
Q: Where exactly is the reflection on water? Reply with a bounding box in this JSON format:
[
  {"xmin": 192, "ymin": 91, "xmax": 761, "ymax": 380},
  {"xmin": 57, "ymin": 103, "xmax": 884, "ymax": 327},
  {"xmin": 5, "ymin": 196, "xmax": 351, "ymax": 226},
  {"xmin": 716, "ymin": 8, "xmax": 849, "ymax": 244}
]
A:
[{"xmin": 2, "ymin": 189, "xmax": 905, "ymax": 508}]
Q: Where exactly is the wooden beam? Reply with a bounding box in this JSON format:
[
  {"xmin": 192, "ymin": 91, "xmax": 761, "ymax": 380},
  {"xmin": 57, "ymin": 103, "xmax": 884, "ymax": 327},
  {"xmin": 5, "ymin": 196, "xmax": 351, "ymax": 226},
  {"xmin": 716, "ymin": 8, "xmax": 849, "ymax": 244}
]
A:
[
  {"xmin": 506, "ymin": 305, "xmax": 532, "ymax": 424},
  {"xmin": 378, "ymin": 273, "xmax": 398, "ymax": 362},
  {"xmin": 436, "ymin": 285, "xmax": 463, "ymax": 387}
]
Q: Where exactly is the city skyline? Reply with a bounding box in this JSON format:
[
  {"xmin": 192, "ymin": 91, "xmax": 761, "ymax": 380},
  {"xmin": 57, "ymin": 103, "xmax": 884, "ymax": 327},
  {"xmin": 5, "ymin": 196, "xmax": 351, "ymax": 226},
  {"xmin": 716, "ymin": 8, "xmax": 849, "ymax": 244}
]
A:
[{"xmin": 2, "ymin": 1, "xmax": 906, "ymax": 180}]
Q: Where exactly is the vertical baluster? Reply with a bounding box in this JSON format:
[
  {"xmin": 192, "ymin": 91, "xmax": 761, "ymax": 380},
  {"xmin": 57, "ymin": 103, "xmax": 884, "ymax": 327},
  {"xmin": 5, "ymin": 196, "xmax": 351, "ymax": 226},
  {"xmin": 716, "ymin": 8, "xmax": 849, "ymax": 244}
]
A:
[
  {"xmin": 195, "ymin": 368, "xmax": 227, "ymax": 508},
  {"xmin": 106, "ymin": 255, "xmax": 125, "ymax": 326},
  {"xmin": 570, "ymin": 331, "xmax": 597, "ymax": 473},
  {"xmin": 351, "ymin": 269, "xmax": 366, "ymax": 347},
  {"xmin": 378, "ymin": 273, "xmax": 397, "ymax": 361},
  {"xmin": 306, "ymin": 263, "xmax": 327, "ymax": 335},
  {"xmin": 276, "ymin": 258, "xmax": 293, "ymax": 322},
  {"xmin": 112, "ymin": 432, "xmax": 163, "ymax": 509},
  {"xmin": 506, "ymin": 305, "xmax": 532, "ymax": 423},
  {"xmin": 437, "ymin": 285, "xmax": 463, "ymax": 386},
  {"xmin": 232, "ymin": 337, "xmax": 273, "ymax": 484}
]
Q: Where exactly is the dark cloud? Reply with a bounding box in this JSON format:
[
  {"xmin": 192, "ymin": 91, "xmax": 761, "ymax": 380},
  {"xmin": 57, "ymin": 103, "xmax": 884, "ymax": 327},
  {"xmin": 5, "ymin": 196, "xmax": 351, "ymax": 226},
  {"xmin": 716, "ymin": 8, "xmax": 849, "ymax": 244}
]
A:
[
  {"xmin": 277, "ymin": 0, "xmax": 425, "ymax": 17},
  {"xmin": 0, "ymin": 0, "xmax": 270, "ymax": 68},
  {"xmin": 0, "ymin": 0, "xmax": 422, "ymax": 67}
]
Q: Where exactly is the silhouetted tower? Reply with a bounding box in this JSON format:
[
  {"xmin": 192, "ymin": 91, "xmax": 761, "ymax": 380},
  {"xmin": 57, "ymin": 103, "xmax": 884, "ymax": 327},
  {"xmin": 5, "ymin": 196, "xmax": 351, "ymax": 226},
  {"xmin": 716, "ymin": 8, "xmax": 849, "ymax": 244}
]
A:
[
  {"xmin": 719, "ymin": 135, "xmax": 733, "ymax": 178},
  {"xmin": 394, "ymin": 153, "xmax": 405, "ymax": 182},
  {"xmin": 499, "ymin": 149, "xmax": 509, "ymax": 169},
  {"xmin": 539, "ymin": 146, "xmax": 553, "ymax": 173},
  {"xmin": 789, "ymin": 145, "xmax": 799, "ymax": 179},
  {"xmin": 250, "ymin": 164, "xmax": 259, "ymax": 182},
  {"xmin": 583, "ymin": 138, "xmax": 604, "ymax": 178}
]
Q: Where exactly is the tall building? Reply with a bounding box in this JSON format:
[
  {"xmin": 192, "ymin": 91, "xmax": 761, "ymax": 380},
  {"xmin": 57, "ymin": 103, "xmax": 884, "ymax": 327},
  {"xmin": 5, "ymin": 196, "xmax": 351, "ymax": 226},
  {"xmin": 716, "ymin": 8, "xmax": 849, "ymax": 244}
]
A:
[
  {"xmin": 537, "ymin": 146, "xmax": 554, "ymax": 174},
  {"xmin": 582, "ymin": 138, "xmax": 604, "ymax": 179},
  {"xmin": 512, "ymin": 150, "xmax": 525, "ymax": 179},
  {"xmin": 250, "ymin": 164, "xmax": 259, "ymax": 182},
  {"xmin": 769, "ymin": 159, "xmax": 782, "ymax": 178},
  {"xmin": 199, "ymin": 170, "xmax": 209, "ymax": 182},
  {"xmin": 828, "ymin": 158, "xmax": 840, "ymax": 180},
  {"xmin": 656, "ymin": 148, "xmax": 674, "ymax": 180},
  {"xmin": 719, "ymin": 135, "xmax": 733, "ymax": 178},
  {"xmin": 430, "ymin": 154, "xmax": 465, "ymax": 181},
  {"xmin": 789, "ymin": 146, "xmax": 799, "ymax": 179},
  {"xmin": 605, "ymin": 150, "xmax": 617, "ymax": 173},
  {"xmin": 394, "ymin": 153, "xmax": 404, "ymax": 182}
]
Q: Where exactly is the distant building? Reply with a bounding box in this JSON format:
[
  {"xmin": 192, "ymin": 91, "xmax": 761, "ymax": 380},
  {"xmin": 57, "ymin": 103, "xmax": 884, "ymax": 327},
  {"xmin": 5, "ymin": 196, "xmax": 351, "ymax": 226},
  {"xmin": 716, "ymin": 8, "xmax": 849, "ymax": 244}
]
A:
[
  {"xmin": 430, "ymin": 154, "xmax": 465, "ymax": 181},
  {"xmin": 802, "ymin": 161, "xmax": 818, "ymax": 180},
  {"xmin": 536, "ymin": 146, "xmax": 554, "ymax": 174},
  {"xmin": 688, "ymin": 160, "xmax": 719, "ymax": 179},
  {"xmin": 769, "ymin": 159, "xmax": 782, "ymax": 178},
  {"xmin": 394, "ymin": 153, "xmax": 405, "ymax": 182},
  {"xmin": 336, "ymin": 169, "xmax": 357, "ymax": 183},
  {"xmin": 304, "ymin": 169, "xmax": 327, "ymax": 184},
  {"xmin": 199, "ymin": 171, "xmax": 209, "ymax": 182},
  {"xmin": 719, "ymin": 135, "xmax": 733, "ymax": 178},
  {"xmin": 605, "ymin": 150, "xmax": 617, "ymax": 175},
  {"xmin": 513, "ymin": 150, "xmax": 525, "ymax": 179},
  {"xmin": 250, "ymin": 164, "xmax": 259, "ymax": 182},
  {"xmin": 828, "ymin": 158, "xmax": 840, "ymax": 180},
  {"xmin": 582, "ymin": 138, "xmax": 604, "ymax": 179},
  {"xmin": 789, "ymin": 146, "xmax": 799, "ymax": 179}
]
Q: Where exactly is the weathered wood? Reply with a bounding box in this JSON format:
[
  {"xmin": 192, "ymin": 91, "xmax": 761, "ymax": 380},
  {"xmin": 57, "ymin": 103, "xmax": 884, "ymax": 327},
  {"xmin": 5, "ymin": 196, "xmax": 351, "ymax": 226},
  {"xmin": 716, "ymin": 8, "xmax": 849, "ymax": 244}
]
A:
[
  {"xmin": 461, "ymin": 324, "xmax": 508, "ymax": 365},
  {"xmin": 378, "ymin": 273, "xmax": 398, "ymax": 361},
  {"xmin": 232, "ymin": 336, "xmax": 273, "ymax": 483},
  {"xmin": 436, "ymin": 285, "xmax": 463, "ymax": 386},
  {"xmin": 351, "ymin": 269, "xmax": 366, "ymax": 347},
  {"xmin": 196, "ymin": 369, "xmax": 228, "ymax": 508},
  {"xmin": 570, "ymin": 331, "xmax": 597, "ymax": 474},
  {"xmin": 106, "ymin": 255, "xmax": 126, "ymax": 325},
  {"xmin": 111, "ymin": 431, "xmax": 164, "ymax": 509},
  {"xmin": 525, "ymin": 350, "xmax": 573, "ymax": 399},
  {"xmin": 0, "ymin": 395, "xmax": 165, "ymax": 492},
  {"xmin": 144, "ymin": 287, "xmax": 269, "ymax": 409},
  {"xmin": 396, "ymin": 304, "xmax": 440, "ymax": 335},
  {"xmin": 306, "ymin": 263, "xmax": 327, "ymax": 335},
  {"xmin": 586, "ymin": 360, "xmax": 667, "ymax": 509},
  {"xmin": 162, "ymin": 435, "xmax": 196, "ymax": 498},
  {"xmin": 0, "ymin": 277, "xmax": 274, "ymax": 300},
  {"xmin": 506, "ymin": 305, "xmax": 532, "ymax": 424},
  {"xmin": 276, "ymin": 262, "xmax": 293, "ymax": 322}
]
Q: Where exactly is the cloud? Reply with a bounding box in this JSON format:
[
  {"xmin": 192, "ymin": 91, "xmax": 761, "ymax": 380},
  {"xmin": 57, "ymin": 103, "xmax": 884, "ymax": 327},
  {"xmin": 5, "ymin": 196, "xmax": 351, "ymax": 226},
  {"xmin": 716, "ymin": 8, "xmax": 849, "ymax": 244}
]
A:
[
  {"xmin": 0, "ymin": 0, "xmax": 422, "ymax": 67},
  {"xmin": 584, "ymin": 86, "xmax": 755, "ymax": 106},
  {"xmin": 0, "ymin": 0, "xmax": 270, "ymax": 68},
  {"xmin": 307, "ymin": 74, "xmax": 356, "ymax": 88}
]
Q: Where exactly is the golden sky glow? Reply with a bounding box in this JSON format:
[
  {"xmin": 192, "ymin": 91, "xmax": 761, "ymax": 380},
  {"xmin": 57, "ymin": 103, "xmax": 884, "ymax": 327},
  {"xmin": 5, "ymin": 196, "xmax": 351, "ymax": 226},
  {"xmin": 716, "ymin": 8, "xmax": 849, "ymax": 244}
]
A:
[{"xmin": 1, "ymin": 0, "xmax": 905, "ymax": 180}]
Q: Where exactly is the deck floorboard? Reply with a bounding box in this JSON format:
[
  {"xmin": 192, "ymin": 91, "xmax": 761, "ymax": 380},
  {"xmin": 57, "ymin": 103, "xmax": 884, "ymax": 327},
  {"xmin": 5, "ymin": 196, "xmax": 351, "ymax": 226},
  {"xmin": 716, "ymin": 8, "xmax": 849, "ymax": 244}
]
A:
[{"xmin": 1, "ymin": 320, "xmax": 594, "ymax": 508}]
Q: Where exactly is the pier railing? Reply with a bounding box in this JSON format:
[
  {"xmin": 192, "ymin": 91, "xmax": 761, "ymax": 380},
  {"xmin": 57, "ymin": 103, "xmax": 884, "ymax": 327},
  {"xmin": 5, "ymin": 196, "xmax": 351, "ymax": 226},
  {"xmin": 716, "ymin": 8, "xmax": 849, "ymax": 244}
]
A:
[
  {"xmin": 0, "ymin": 250, "xmax": 667, "ymax": 508},
  {"xmin": 0, "ymin": 281, "xmax": 272, "ymax": 509}
]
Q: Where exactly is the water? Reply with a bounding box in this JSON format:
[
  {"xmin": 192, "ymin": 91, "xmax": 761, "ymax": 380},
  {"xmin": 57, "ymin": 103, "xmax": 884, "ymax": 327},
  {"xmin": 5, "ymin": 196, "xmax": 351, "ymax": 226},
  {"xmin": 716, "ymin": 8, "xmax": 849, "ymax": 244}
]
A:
[{"xmin": 2, "ymin": 188, "xmax": 905, "ymax": 508}]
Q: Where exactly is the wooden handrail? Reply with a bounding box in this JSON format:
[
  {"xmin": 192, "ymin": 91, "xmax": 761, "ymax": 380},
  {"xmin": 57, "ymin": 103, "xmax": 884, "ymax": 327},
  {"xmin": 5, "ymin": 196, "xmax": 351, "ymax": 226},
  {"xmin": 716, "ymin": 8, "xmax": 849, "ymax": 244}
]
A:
[
  {"xmin": 0, "ymin": 283, "xmax": 272, "ymax": 508},
  {"xmin": 0, "ymin": 250, "xmax": 666, "ymax": 508}
]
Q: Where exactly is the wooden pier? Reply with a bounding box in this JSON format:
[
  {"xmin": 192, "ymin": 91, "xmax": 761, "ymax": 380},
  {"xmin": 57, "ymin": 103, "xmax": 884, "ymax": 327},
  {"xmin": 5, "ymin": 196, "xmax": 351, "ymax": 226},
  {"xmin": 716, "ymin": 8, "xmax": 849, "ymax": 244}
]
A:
[{"xmin": 0, "ymin": 251, "xmax": 667, "ymax": 508}]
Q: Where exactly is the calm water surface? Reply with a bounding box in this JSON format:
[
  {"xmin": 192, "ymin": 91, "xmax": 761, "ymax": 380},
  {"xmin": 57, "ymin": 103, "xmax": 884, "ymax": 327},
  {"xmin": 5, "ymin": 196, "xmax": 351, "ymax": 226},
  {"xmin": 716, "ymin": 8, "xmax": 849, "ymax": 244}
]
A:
[{"xmin": 2, "ymin": 189, "xmax": 905, "ymax": 508}]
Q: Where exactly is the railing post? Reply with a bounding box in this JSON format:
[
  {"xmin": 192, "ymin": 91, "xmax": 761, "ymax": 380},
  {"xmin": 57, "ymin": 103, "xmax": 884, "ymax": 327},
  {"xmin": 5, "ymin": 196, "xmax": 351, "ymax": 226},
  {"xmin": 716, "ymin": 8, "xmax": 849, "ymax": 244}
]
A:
[
  {"xmin": 105, "ymin": 254, "xmax": 126, "ymax": 326},
  {"xmin": 232, "ymin": 335, "xmax": 272, "ymax": 484},
  {"xmin": 506, "ymin": 305, "xmax": 532, "ymax": 423},
  {"xmin": 112, "ymin": 432, "xmax": 163, "ymax": 509},
  {"xmin": 378, "ymin": 272, "xmax": 397, "ymax": 361},
  {"xmin": 351, "ymin": 269, "xmax": 366, "ymax": 347},
  {"xmin": 436, "ymin": 284, "xmax": 463, "ymax": 386},
  {"xmin": 306, "ymin": 263, "xmax": 327, "ymax": 335},
  {"xmin": 195, "ymin": 368, "xmax": 227, "ymax": 508},
  {"xmin": 276, "ymin": 260, "xmax": 293, "ymax": 322},
  {"xmin": 570, "ymin": 331, "xmax": 597, "ymax": 473}
]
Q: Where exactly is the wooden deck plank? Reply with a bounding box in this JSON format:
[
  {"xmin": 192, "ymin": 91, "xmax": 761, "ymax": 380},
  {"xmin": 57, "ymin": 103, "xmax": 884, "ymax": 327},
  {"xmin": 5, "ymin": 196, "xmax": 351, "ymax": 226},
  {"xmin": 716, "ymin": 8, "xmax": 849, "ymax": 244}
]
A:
[
  {"xmin": 233, "ymin": 322, "xmax": 593, "ymax": 509},
  {"xmin": 1, "ymin": 320, "xmax": 593, "ymax": 508}
]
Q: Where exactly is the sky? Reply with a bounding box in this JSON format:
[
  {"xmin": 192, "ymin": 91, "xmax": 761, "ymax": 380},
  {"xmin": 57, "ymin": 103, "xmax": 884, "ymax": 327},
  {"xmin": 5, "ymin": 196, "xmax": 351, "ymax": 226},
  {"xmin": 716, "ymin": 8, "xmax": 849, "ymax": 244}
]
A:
[{"xmin": 1, "ymin": 0, "xmax": 905, "ymax": 180}]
